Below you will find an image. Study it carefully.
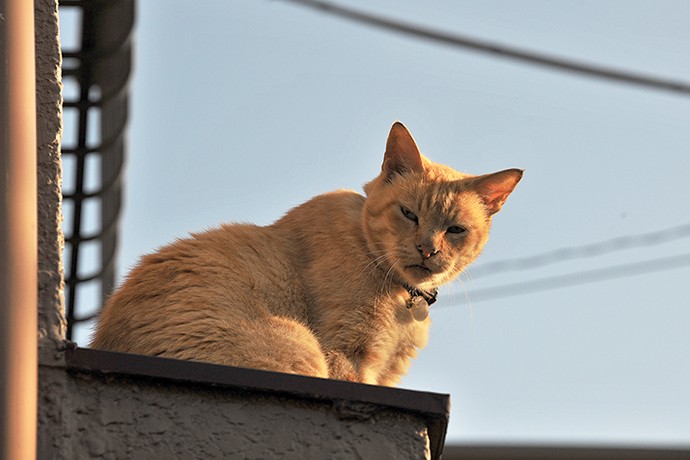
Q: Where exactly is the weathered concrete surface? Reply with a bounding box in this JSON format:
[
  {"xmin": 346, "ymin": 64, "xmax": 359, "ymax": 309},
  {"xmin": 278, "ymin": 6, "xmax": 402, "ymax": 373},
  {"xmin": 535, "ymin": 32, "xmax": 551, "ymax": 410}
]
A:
[
  {"xmin": 35, "ymin": 0, "xmax": 66, "ymax": 364},
  {"xmin": 38, "ymin": 363, "xmax": 431, "ymax": 459}
]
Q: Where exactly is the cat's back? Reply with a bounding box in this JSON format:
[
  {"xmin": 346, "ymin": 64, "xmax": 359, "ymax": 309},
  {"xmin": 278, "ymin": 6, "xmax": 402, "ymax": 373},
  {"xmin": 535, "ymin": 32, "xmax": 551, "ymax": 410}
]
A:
[
  {"xmin": 275, "ymin": 189, "xmax": 365, "ymax": 240},
  {"xmin": 92, "ymin": 190, "xmax": 366, "ymax": 353},
  {"xmin": 91, "ymin": 222, "xmax": 303, "ymax": 351}
]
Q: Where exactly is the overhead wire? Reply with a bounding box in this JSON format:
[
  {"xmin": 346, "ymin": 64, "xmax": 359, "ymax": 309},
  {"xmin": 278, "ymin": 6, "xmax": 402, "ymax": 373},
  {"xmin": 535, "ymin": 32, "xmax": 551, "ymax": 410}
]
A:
[
  {"xmin": 280, "ymin": 0, "xmax": 690, "ymax": 97},
  {"xmin": 471, "ymin": 222, "xmax": 690, "ymax": 279},
  {"xmin": 441, "ymin": 252, "xmax": 690, "ymax": 306},
  {"xmin": 443, "ymin": 222, "xmax": 690, "ymax": 303}
]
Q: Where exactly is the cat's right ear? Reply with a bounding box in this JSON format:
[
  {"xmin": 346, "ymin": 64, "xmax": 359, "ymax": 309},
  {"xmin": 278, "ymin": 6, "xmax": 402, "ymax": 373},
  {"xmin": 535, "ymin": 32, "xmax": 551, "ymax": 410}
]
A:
[{"xmin": 382, "ymin": 122, "xmax": 424, "ymax": 181}]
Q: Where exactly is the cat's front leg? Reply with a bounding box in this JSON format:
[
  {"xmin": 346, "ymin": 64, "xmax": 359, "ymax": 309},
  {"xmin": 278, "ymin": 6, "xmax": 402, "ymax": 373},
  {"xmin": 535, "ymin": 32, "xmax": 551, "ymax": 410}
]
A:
[{"xmin": 324, "ymin": 350, "xmax": 360, "ymax": 382}]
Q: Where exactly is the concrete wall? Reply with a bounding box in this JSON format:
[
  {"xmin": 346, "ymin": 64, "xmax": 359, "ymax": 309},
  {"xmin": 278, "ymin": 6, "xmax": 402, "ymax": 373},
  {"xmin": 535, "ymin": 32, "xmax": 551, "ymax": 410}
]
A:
[
  {"xmin": 35, "ymin": 2, "xmax": 447, "ymax": 459},
  {"xmin": 35, "ymin": 0, "xmax": 66, "ymax": 364},
  {"xmin": 39, "ymin": 364, "xmax": 431, "ymax": 460},
  {"xmin": 37, "ymin": 345, "xmax": 448, "ymax": 459}
]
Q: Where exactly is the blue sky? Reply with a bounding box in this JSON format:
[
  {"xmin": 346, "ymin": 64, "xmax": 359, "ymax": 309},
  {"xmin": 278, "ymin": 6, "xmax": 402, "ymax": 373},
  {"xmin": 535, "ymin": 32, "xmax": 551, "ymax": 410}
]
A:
[{"xmin": 68, "ymin": 0, "xmax": 690, "ymax": 446}]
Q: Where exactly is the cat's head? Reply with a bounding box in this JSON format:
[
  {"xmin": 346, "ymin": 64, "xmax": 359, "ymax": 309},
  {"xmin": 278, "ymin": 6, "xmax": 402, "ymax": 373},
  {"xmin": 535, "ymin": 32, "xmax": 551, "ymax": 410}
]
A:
[{"xmin": 363, "ymin": 122, "xmax": 522, "ymax": 290}]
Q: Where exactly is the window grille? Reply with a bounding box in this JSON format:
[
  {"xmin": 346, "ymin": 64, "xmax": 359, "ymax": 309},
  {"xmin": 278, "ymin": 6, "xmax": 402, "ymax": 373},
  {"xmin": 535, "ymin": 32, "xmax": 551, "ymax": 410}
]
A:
[{"xmin": 59, "ymin": 0, "xmax": 134, "ymax": 342}]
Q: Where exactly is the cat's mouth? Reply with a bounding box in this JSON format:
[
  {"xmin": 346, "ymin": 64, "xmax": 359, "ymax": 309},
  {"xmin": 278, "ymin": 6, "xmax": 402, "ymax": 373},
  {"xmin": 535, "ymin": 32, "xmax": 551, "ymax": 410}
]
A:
[{"xmin": 405, "ymin": 264, "xmax": 433, "ymax": 277}]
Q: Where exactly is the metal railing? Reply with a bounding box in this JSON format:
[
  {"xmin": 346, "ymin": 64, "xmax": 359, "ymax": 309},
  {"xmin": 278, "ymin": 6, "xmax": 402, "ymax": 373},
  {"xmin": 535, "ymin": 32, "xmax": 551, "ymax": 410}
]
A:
[{"xmin": 59, "ymin": 0, "xmax": 134, "ymax": 341}]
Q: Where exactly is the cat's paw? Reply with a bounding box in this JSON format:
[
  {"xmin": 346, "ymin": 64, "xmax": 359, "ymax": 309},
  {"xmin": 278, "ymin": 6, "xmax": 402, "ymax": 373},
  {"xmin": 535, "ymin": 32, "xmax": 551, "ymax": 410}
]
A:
[{"xmin": 325, "ymin": 350, "xmax": 359, "ymax": 382}]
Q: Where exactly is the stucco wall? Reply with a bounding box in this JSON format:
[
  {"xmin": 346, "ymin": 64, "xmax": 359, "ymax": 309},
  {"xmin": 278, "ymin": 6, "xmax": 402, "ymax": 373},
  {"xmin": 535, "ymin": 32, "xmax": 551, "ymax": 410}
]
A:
[
  {"xmin": 39, "ymin": 364, "xmax": 431, "ymax": 459},
  {"xmin": 35, "ymin": 0, "xmax": 66, "ymax": 363}
]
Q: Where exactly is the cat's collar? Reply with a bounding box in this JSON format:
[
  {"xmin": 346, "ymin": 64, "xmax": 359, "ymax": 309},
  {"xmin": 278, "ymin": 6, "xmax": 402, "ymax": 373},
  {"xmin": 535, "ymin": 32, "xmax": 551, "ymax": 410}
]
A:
[
  {"xmin": 402, "ymin": 283, "xmax": 438, "ymax": 322},
  {"xmin": 402, "ymin": 283, "xmax": 438, "ymax": 306}
]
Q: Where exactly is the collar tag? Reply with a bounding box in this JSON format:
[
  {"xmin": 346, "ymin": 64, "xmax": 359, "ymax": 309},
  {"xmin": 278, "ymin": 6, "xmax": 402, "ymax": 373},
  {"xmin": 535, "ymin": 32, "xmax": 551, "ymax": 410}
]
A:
[
  {"xmin": 403, "ymin": 284, "xmax": 438, "ymax": 321},
  {"xmin": 408, "ymin": 296, "xmax": 430, "ymax": 321},
  {"xmin": 404, "ymin": 285, "xmax": 437, "ymax": 322}
]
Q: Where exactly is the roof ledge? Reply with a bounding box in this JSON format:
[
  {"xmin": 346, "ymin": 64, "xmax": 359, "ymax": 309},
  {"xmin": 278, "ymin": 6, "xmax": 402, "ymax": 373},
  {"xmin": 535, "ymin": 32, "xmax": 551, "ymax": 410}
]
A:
[{"xmin": 58, "ymin": 346, "xmax": 449, "ymax": 459}]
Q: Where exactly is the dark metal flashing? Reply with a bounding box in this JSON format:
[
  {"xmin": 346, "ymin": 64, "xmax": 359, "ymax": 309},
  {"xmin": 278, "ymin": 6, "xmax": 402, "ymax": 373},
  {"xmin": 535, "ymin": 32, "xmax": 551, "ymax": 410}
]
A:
[
  {"xmin": 65, "ymin": 347, "xmax": 449, "ymax": 459},
  {"xmin": 442, "ymin": 444, "xmax": 690, "ymax": 460}
]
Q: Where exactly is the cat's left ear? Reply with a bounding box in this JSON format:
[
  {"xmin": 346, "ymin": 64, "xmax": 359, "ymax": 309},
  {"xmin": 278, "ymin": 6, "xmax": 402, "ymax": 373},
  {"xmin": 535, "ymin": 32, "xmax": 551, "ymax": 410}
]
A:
[
  {"xmin": 471, "ymin": 168, "xmax": 523, "ymax": 215},
  {"xmin": 382, "ymin": 122, "xmax": 424, "ymax": 180}
]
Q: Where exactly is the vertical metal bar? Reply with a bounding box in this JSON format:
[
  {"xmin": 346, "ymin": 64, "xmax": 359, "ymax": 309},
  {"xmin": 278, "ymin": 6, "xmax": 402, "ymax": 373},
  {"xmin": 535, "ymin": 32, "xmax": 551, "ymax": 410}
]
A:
[
  {"xmin": 0, "ymin": 0, "xmax": 38, "ymax": 457},
  {"xmin": 63, "ymin": 0, "xmax": 135, "ymax": 338},
  {"xmin": 65, "ymin": 3, "xmax": 96, "ymax": 339}
]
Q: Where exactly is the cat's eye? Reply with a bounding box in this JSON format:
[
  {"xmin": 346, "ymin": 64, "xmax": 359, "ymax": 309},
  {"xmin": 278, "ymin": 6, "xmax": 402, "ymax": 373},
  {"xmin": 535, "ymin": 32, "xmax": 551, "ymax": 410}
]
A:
[
  {"xmin": 400, "ymin": 206, "xmax": 418, "ymax": 223},
  {"xmin": 446, "ymin": 225, "xmax": 466, "ymax": 234}
]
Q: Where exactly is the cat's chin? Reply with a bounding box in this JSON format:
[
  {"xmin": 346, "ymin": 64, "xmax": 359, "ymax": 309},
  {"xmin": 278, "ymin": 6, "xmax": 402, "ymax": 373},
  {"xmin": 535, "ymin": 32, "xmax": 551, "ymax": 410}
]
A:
[{"xmin": 403, "ymin": 264, "xmax": 435, "ymax": 283}]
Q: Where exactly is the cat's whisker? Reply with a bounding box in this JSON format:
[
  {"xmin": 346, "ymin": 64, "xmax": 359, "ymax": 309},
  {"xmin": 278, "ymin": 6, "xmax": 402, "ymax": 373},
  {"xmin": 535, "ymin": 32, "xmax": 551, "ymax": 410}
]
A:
[
  {"xmin": 358, "ymin": 251, "xmax": 396, "ymax": 280},
  {"xmin": 378, "ymin": 258, "xmax": 400, "ymax": 293},
  {"xmin": 453, "ymin": 270, "xmax": 475, "ymax": 330},
  {"xmin": 456, "ymin": 269, "xmax": 473, "ymax": 302},
  {"xmin": 460, "ymin": 265, "xmax": 474, "ymax": 283},
  {"xmin": 444, "ymin": 277, "xmax": 457, "ymax": 304}
]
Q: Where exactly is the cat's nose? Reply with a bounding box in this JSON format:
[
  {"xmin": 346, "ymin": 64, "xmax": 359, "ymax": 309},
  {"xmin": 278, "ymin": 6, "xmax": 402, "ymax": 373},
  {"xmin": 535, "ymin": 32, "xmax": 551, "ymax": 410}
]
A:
[{"xmin": 417, "ymin": 243, "xmax": 439, "ymax": 259}]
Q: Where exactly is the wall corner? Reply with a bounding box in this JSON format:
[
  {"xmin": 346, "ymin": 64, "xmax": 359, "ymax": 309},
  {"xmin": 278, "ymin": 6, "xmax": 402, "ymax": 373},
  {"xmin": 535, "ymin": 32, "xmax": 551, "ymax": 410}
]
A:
[{"xmin": 35, "ymin": 0, "xmax": 67, "ymax": 363}]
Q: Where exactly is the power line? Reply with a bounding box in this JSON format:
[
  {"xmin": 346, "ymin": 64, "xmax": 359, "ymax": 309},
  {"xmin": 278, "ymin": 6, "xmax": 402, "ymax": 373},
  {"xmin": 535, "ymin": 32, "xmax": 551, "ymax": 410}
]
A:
[
  {"xmin": 442, "ymin": 252, "xmax": 690, "ymax": 306},
  {"xmin": 472, "ymin": 222, "xmax": 690, "ymax": 279},
  {"xmin": 280, "ymin": 0, "xmax": 690, "ymax": 97}
]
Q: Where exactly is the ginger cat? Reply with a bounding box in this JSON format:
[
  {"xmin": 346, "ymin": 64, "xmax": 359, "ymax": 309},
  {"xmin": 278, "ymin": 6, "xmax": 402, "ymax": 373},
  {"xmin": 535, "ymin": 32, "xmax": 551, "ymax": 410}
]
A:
[{"xmin": 91, "ymin": 122, "xmax": 522, "ymax": 386}]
